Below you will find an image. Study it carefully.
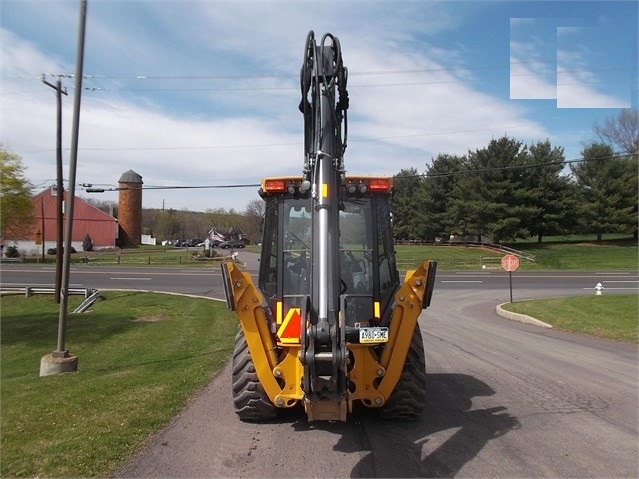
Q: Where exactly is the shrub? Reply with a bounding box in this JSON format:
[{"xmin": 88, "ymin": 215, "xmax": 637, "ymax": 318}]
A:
[
  {"xmin": 82, "ymin": 233, "xmax": 93, "ymax": 252},
  {"xmin": 46, "ymin": 246, "xmax": 77, "ymax": 255},
  {"xmin": 203, "ymin": 248, "xmax": 218, "ymax": 258},
  {"xmin": 5, "ymin": 245, "xmax": 20, "ymax": 258}
]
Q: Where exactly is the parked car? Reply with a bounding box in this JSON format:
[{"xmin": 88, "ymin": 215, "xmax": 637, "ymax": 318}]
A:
[{"xmin": 219, "ymin": 240, "xmax": 245, "ymax": 249}]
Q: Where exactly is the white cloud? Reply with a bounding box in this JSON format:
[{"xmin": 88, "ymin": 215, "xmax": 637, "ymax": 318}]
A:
[
  {"xmin": 2, "ymin": 3, "xmax": 561, "ymax": 212},
  {"xmin": 510, "ymin": 55, "xmax": 556, "ymax": 100},
  {"xmin": 509, "ymin": 18, "xmax": 557, "ymax": 100},
  {"xmin": 557, "ymin": 70, "xmax": 630, "ymax": 109},
  {"xmin": 556, "ymin": 25, "xmax": 632, "ymax": 109},
  {"xmin": 556, "ymin": 45, "xmax": 630, "ymax": 109}
]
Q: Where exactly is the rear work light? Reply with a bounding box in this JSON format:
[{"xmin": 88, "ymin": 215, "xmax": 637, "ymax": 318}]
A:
[
  {"xmin": 368, "ymin": 178, "xmax": 392, "ymax": 192},
  {"xmin": 344, "ymin": 176, "xmax": 393, "ymax": 195}
]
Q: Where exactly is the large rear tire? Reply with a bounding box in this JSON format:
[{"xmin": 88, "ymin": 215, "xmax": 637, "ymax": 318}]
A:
[
  {"xmin": 231, "ymin": 326, "xmax": 278, "ymax": 422},
  {"xmin": 380, "ymin": 324, "xmax": 427, "ymax": 420}
]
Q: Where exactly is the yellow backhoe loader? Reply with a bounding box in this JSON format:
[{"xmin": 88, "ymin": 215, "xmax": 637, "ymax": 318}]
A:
[{"xmin": 222, "ymin": 31, "xmax": 436, "ymax": 422}]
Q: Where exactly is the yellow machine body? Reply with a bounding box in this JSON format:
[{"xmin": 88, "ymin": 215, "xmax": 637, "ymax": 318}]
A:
[{"xmin": 222, "ymin": 259, "xmax": 436, "ymax": 421}]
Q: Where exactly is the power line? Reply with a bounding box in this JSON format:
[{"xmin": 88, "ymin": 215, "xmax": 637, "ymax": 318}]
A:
[
  {"xmin": 73, "ymin": 142, "xmax": 299, "ymax": 151},
  {"xmin": 399, "ymin": 153, "xmax": 633, "ymax": 180},
  {"xmin": 143, "ymin": 183, "xmax": 260, "ymax": 190},
  {"xmin": 74, "ymin": 153, "xmax": 632, "ymax": 194},
  {"xmin": 24, "ymin": 123, "xmax": 543, "ymax": 153},
  {"xmin": 19, "ymin": 62, "xmax": 628, "ymax": 87},
  {"xmin": 81, "ymin": 182, "xmax": 261, "ymax": 193},
  {"xmin": 2, "ymin": 63, "xmax": 628, "ymax": 97},
  {"xmin": 36, "ymin": 61, "xmax": 628, "ymax": 81}
]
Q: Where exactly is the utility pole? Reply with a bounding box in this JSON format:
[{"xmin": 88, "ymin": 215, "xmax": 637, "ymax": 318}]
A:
[
  {"xmin": 57, "ymin": 0, "xmax": 88, "ymax": 355},
  {"xmin": 42, "ymin": 76, "xmax": 68, "ymax": 303},
  {"xmin": 40, "ymin": 0, "xmax": 88, "ymax": 376}
]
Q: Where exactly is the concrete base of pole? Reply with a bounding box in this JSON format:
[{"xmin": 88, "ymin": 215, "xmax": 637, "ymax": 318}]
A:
[{"xmin": 39, "ymin": 353, "xmax": 78, "ymax": 377}]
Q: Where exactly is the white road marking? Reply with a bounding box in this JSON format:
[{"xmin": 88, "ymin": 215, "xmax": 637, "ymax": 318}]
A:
[
  {"xmin": 441, "ymin": 280, "xmax": 483, "ymax": 283},
  {"xmin": 109, "ymin": 277, "xmax": 152, "ymax": 281}
]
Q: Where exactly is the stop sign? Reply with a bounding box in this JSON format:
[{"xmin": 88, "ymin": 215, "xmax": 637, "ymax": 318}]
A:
[{"xmin": 501, "ymin": 254, "xmax": 519, "ymax": 272}]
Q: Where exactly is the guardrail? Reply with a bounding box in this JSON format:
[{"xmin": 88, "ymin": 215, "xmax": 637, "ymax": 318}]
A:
[
  {"xmin": 0, "ymin": 257, "xmax": 24, "ymax": 263},
  {"xmin": 468, "ymin": 243, "xmax": 536, "ymax": 261},
  {"xmin": 394, "ymin": 239, "xmax": 536, "ymax": 262},
  {"xmin": 75, "ymin": 254, "xmax": 234, "ymax": 265},
  {"xmin": 397, "ymin": 256, "xmax": 503, "ymax": 271},
  {"xmin": 1, "ymin": 286, "xmax": 95, "ymax": 298},
  {"xmin": 1, "ymin": 286, "xmax": 102, "ymax": 313}
]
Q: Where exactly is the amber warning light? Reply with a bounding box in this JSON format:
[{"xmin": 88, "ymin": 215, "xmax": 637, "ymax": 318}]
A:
[
  {"xmin": 261, "ymin": 177, "xmax": 312, "ymax": 195},
  {"xmin": 262, "ymin": 178, "xmax": 287, "ymax": 193},
  {"xmin": 262, "ymin": 176, "xmax": 392, "ymax": 194}
]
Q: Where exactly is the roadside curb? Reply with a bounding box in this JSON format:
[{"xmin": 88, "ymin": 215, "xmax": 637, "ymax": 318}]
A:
[{"xmin": 496, "ymin": 303, "xmax": 553, "ymax": 328}]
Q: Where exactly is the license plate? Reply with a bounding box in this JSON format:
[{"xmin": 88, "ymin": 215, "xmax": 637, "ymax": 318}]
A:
[{"xmin": 359, "ymin": 327, "xmax": 389, "ymax": 343}]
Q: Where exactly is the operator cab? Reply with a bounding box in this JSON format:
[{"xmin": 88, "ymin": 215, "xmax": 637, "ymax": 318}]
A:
[{"xmin": 258, "ymin": 176, "xmax": 399, "ymax": 341}]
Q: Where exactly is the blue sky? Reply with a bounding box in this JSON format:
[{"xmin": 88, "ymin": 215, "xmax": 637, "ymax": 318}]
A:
[{"xmin": 1, "ymin": 0, "xmax": 637, "ymax": 212}]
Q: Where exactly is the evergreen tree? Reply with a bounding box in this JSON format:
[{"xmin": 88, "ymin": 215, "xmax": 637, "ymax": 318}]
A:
[
  {"xmin": 570, "ymin": 143, "xmax": 637, "ymax": 240},
  {"xmin": 82, "ymin": 233, "xmax": 93, "ymax": 252},
  {"xmin": 391, "ymin": 168, "xmax": 426, "ymax": 240},
  {"xmin": 524, "ymin": 140, "xmax": 574, "ymax": 242},
  {"xmin": 422, "ymin": 154, "xmax": 466, "ymax": 240},
  {"xmin": 451, "ymin": 136, "xmax": 532, "ymax": 243}
]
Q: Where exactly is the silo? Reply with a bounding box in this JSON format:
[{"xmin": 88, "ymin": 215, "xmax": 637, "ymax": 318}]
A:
[{"xmin": 117, "ymin": 169, "xmax": 143, "ymax": 246}]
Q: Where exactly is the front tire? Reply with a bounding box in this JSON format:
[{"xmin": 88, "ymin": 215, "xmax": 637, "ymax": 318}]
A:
[
  {"xmin": 380, "ymin": 324, "xmax": 427, "ymax": 420},
  {"xmin": 231, "ymin": 326, "xmax": 278, "ymax": 421}
]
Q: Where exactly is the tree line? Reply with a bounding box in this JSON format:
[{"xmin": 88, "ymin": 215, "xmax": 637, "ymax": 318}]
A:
[
  {"xmin": 391, "ymin": 112, "xmax": 638, "ymax": 244},
  {"xmin": 391, "ymin": 139, "xmax": 637, "ymax": 243}
]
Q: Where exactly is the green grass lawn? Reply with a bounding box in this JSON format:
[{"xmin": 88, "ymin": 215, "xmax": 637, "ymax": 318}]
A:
[
  {"xmin": 23, "ymin": 237, "xmax": 637, "ymax": 271},
  {"xmin": 394, "ymin": 238, "xmax": 638, "ymax": 271},
  {"xmin": 394, "ymin": 244, "xmax": 505, "ymax": 270},
  {"xmin": 25, "ymin": 245, "xmax": 245, "ymax": 267},
  {"xmin": 501, "ymin": 294, "xmax": 638, "ymax": 343},
  {"xmin": 508, "ymin": 240, "xmax": 639, "ymax": 270},
  {"xmin": 1, "ymin": 292, "xmax": 237, "ymax": 478}
]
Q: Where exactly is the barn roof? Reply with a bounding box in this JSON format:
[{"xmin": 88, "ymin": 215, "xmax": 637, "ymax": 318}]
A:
[{"xmin": 6, "ymin": 188, "xmax": 119, "ymax": 246}]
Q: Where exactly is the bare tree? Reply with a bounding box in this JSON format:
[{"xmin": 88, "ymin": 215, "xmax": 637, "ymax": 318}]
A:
[
  {"xmin": 83, "ymin": 197, "xmax": 117, "ymax": 216},
  {"xmin": 244, "ymin": 199, "xmax": 265, "ymax": 242},
  {"xmin": 245, "ymin": 199, "xmax": 265, "ymax": 219},
  {"xmin": 593, "ymin": 109, "xmax": 639, "ymax": 157}
]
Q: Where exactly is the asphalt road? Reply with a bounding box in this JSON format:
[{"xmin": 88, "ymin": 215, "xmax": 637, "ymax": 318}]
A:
[
  {"xmin": 114, "ymin": 288, "xmax": 637, "ymax": 478},
  {"xmin": 2, "ymin": 259, "xmax": 638, "ymax": 477},
  {"xmin": 1, "ymin": 255, "xmax": 637, "ymax": 300}
]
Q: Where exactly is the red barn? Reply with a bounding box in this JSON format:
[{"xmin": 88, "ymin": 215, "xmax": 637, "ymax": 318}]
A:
[{"xmin": 3, "ymin": 187, "xmax": 117, "ymax": 255}]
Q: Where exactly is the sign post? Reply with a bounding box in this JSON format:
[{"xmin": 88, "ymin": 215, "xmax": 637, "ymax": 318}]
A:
[{"xmin": 501, "ymin": 254, "xmax": 520, "ymax": 303}]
